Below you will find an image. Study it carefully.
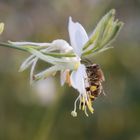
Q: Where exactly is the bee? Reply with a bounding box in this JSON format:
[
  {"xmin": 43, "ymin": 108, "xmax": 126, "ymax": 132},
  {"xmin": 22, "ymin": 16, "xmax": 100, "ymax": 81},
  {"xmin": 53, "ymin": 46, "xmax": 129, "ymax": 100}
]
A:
[{"xmin": 85, "ymin": 64, "xmax": 105, "ymax": 101}]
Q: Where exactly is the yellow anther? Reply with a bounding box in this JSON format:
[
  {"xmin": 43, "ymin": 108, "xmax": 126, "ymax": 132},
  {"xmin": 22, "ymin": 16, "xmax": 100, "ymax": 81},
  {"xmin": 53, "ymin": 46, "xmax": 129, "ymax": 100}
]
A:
[
  {"xmin": 80, "ymin": 96, "xmax": 85, "ymax": 111},
  {"xmin": 90, "ymin": 95, "xmax": 95, "ymax": 99},
  {"xmin": 90, "ymin": 86, "xmax": 97, "ymax": 91},
  {"xmin": 82, "ymin": 104, "xmax": 85, "ymax": 111},
  {"xmin": 86, "ymin": 100, "xmax": 94, "ymax": 114}
]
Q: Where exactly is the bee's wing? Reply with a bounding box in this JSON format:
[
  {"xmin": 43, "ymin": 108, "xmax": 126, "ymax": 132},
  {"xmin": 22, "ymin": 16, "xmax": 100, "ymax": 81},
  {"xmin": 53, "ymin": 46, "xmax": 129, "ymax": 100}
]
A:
[{"xmin": 98, "ymin": 69, "xmax": 105, "ymax": 82}]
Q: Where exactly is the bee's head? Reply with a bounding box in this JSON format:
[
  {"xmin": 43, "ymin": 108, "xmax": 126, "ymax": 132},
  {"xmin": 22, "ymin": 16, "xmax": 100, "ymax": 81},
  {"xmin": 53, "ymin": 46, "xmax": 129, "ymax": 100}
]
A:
[
  {"xmin": 86, "ymin": 64, "xmax": 100, "ymax": 71},
  {"xmin": 92, "ymin": 64, "xmax": 100, "ymax": 70}
]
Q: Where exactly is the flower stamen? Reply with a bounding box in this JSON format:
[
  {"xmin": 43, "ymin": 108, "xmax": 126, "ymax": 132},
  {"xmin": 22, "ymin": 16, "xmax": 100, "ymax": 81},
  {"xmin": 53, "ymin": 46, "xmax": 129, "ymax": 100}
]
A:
[
  {"xmin": 71, "ymin": 95, "xmax": 80, "ymax": 117},
  {"xmin": 86, "ymin": 99, "xmax": 94, "ymax": 114},
  {"xmin": 84, "ymin": 106, "xmax": 89, "ymax": 117}
]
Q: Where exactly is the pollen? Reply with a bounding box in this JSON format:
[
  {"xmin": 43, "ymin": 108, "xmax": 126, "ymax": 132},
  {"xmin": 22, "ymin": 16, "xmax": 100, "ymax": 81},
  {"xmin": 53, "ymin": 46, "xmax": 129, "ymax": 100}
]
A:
[
  {"xmin": 89, "ymin": 94, "xmax": 95, "ymax": 99},
  {"xmin": 90, "ymin": 86, "xmax": 97, "ymax": 91},
  {"xmin": 86, "ymin": 99, "xmax": 94, "ymax": 114}
]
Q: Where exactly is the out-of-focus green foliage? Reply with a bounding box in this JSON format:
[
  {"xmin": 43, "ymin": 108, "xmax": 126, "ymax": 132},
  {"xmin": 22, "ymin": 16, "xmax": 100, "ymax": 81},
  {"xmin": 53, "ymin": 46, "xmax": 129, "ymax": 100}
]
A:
[{"xmin": 0, "ymin": 0, "xmax": 140, "ymax": 140}]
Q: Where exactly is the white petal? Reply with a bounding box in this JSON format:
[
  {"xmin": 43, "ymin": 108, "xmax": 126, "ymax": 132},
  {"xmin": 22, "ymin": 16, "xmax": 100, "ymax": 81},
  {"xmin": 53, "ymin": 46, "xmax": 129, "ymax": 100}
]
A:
[
  {"xmin": 30, "ymin": 58, "xmax": 38, "ymax": 84},
  {"xmin": 60, "ymin": 70, "xmax": 67, "ymax": 86},
  {"xmin": 70, "ymin": 64, "xmax": 87, "ymax": 94},
  {"xmin": 68, "ymin": 17, "xmax": 88, "ymax": 56},
  {"xmin": 34, "ymin": 65, "xmax": 63, "ymax": 80},
  {"xmin": 28, "ymin": 48, "xmax": 75, "ymax": 64},
  {"xmin": 9, "ymin": 41, "xmax": 51, "ymax": 47},
  {"xmin": 9, "ymin": 40, "xmax": 72, "ymax": 52},
  {"xmin": 19, "ymin": 55, "xmax": 35, "ymax": 72}
]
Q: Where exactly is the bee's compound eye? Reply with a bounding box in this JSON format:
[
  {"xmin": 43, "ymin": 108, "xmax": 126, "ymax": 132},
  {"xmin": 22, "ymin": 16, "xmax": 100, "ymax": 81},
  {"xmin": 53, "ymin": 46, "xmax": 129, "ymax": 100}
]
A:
[
  {"xmin": 85, "ymin": 87, "xmax": 90, "ymax": 91},
  {"xmin": 92, "ymin": 64, "xmax": 100, "ymax": 69}
]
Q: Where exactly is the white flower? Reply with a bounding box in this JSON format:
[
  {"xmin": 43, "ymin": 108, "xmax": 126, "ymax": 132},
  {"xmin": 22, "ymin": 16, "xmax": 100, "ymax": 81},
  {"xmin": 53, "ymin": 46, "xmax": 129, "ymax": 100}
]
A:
[
  {"xmin": 70, "ymin": 64, "xmax": 94, "ymax": 117},
  {"xmin": 60, "ymin": 17, "xmax": 94, "ymax": 117},
  {"xmin": 65, "ymin": 10, "xmax": 124, "ymax": 116},
  {"xmin": 7, "ymin": 9, "xmax": 123, "ymax": 117}
]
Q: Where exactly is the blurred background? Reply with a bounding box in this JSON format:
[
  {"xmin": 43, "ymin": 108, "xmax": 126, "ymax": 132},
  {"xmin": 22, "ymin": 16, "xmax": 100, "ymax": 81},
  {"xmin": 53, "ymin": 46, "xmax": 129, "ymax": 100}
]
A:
[{"xmin": 0, "ymin": 0, "xmax": 140, "ymax": 140}]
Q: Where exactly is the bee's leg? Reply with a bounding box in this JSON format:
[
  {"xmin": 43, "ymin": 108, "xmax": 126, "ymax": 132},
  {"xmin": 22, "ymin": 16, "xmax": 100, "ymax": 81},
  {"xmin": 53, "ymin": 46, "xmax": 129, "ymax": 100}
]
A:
[
  {"xmin": 89, "ymin": 94, "xmax": 95, "ymax": 101},
  {"xmin": 79, "ymin": 96, "xmax": 86, "ymax": 110},
  {"xmin": 85, "ymin": 87, "xmax": 90, "ymax": 91},
  {"xmin": 102, "ymin": 89, "xmax": 106, "ymax": 96},
  {"xmin": 100, "ymin": 83, "xmax": 106, "ymax": 96}
]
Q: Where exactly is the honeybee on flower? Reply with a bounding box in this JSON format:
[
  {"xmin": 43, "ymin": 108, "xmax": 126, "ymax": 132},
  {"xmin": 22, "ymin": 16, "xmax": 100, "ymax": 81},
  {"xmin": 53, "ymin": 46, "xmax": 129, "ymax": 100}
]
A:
[{"xmin": 0, "ymin": 9, "xmax": 123, "ymax": 117}]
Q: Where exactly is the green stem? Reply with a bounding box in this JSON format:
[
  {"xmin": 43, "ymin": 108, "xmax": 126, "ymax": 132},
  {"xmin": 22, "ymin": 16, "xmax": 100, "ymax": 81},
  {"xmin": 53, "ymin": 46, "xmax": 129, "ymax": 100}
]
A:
[
  {"xmin": 0, "ymin": 42, "xmax": 27, "ymax": 52},
  {"xmin": 0, "ymin": 42, "xmax": 76, "ymax": 58}
]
